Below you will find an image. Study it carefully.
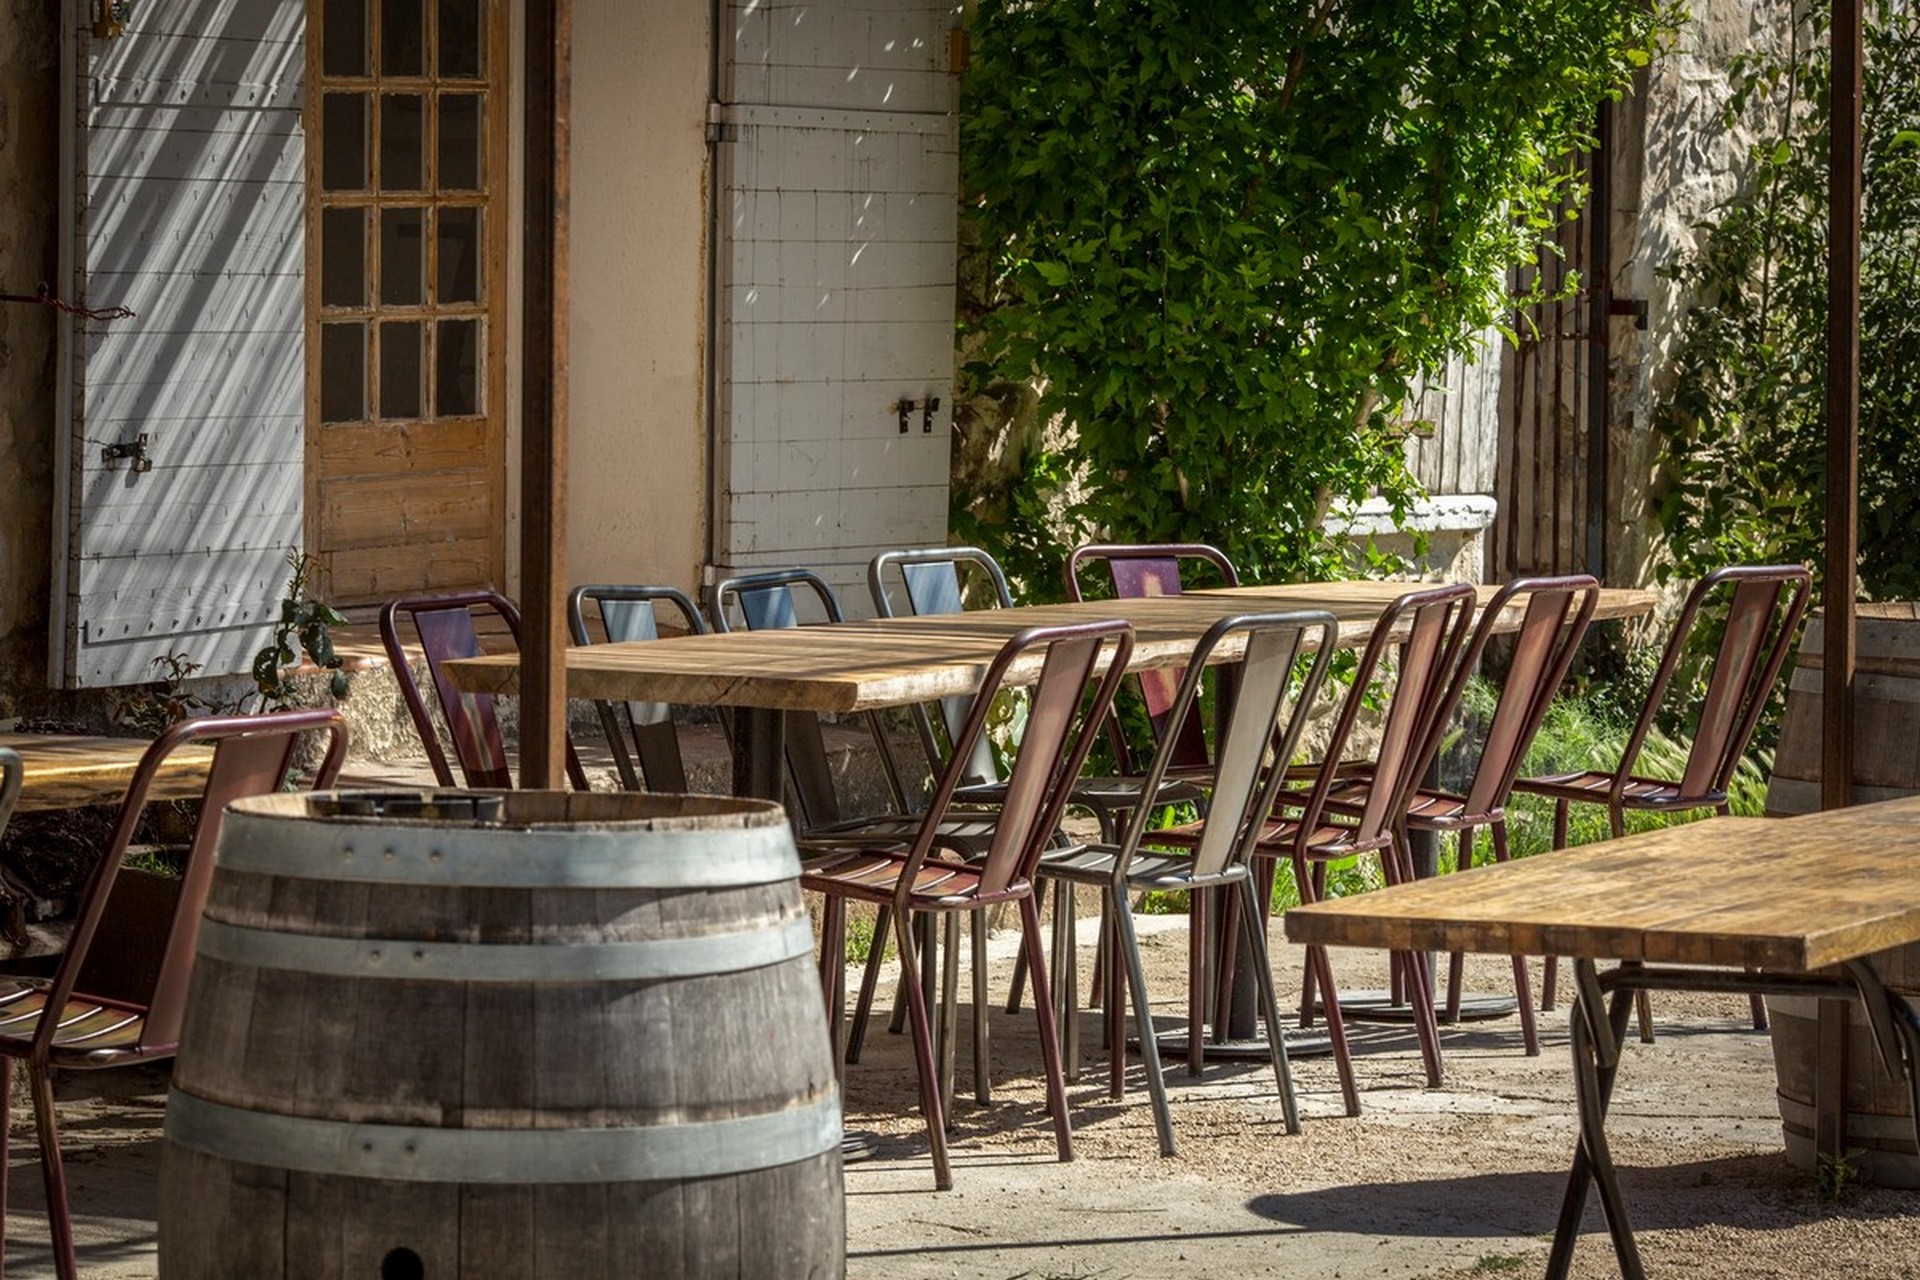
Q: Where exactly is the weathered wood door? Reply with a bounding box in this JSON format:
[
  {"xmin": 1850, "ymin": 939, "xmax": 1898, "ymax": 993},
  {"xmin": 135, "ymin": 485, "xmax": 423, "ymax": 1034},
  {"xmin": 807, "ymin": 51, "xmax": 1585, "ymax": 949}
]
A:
[
  {"xmin": 53, "ymin": 1, "xmax": 308, "ymax": 688},
  {"xmin": 305, "ymin": 0, "xmax": 507, "ymax": 605},
  {"xmin": 712, "ymin": 1, "xmax": 960, "ymax": 611}
]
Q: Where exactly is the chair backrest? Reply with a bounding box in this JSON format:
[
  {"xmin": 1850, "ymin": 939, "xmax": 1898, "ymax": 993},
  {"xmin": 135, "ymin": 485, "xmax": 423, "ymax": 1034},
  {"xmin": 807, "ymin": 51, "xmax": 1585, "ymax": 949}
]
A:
[
  {"xmin": 1293, "ymin": 583, "xmax": 1478, "ymax": 845},
  {"xmin": 1435, "ymin": 575, "xmax": 1599, "ymax": 817},
  {"xmin": 869, "ymin": 547, "xmax": 1014, "ymax": 788},
  {"xmin": 706, "ymin": 567, "xmax": 845, "ymax": 633},
  {"xmin": 1116, "ymin": 611, "xmax": 1339, "ymax": 881},
  {"xmin": 904, "ymin": 620, "xmax": 1133, "ymax": 899},
  {"xmin": 704, "ymin": 568, "xmax": 849, "ymax": 826},
  {"xmin": 380, "ymin": 589, "xmax": 589, "ymax": 790},
  {"xmin": 567, "ymin": 583, "xmax": 707, "ymax": 792},
  {"xmin": 1064, "ymin": 542, "xmax": 1240, "ymax": 773},
  {"xmin": 43, "ymin": 710, "xmax": 350, "ymax": 1061},
  {"xmin": 1621, "ymin": 564, "xmax": 1812, "ymax": 803}
]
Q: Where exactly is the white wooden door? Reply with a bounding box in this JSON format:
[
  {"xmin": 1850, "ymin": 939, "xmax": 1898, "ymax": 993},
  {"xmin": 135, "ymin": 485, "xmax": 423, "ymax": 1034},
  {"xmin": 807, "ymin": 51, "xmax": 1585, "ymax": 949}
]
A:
[
  {"xmin": 54, "ymin": 0, "xmax": 307, "ymax": 688},
  {"xmin": 714, "ymin": 1, "xmax": 960, "ymax": 613}
]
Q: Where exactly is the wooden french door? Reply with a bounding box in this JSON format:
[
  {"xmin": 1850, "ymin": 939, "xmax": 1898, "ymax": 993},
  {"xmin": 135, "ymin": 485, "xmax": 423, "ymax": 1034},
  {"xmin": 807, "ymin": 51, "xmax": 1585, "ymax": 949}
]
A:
[{"xmin": 306, "ymin": 0, "xmax": 507, "ymax": 605}]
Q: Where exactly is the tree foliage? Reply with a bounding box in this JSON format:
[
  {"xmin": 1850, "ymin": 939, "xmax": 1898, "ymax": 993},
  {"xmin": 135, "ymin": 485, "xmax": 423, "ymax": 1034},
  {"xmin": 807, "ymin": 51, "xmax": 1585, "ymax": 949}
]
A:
[
  {"xmin": 1654, "ymin": 2, "xmax": 1920, "ymax": 601},
  {"xmin": 957, "ymin": 0, "xmax": 1669, "ymax": 595}
]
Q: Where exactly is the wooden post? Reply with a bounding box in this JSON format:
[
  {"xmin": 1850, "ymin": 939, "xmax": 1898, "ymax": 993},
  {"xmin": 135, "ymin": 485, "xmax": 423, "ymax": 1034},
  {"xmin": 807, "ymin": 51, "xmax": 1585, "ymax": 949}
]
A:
[
  {"xmin": 520, "ymin": 0, "xmax": 572, "ymax": 789},
  {"xmin": 1821, "ymin": 0, "xmax": 1862, "ymax": 815}
]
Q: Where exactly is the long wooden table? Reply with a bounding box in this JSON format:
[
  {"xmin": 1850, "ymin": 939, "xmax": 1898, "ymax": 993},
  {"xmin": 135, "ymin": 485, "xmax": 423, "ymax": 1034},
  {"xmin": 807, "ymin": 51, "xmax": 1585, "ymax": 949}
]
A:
[
  {"xmin": 1284, "ymin": 801, "xmax": 1920, "ymax": 1280},
  {"xmin": 444, "ymin": 581, "xmax": 1655, "ymax": 798},
  {"xmin": 0, "ymin": 732, "xmax": 212, "ymax": 812}
]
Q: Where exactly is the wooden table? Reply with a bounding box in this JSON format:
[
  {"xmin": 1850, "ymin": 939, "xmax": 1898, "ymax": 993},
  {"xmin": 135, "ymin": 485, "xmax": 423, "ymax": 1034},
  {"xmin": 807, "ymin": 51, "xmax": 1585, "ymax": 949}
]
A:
[
  {"xmin": 1284, "ymin": 801, "xmax": 1920, "ymax": 1280},
  {"xmin": 0, "ymin": 733, "xmax": 212, "ymax": 812},
  {"xmin": 444, "ymin": 581, "xmax": 1655, "ymax": 796}
]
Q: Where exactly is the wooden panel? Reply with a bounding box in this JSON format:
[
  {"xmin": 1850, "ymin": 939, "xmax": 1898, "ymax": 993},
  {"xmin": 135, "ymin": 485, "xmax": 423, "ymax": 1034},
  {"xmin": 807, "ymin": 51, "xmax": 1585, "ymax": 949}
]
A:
[
  {"xmin": 1404, "ymin": 326, "xmax": 1501, "ymax": 496},
  {"xmin": 322, "ymin": 538, "xmax": 495, "ymax": 602},
  {"xmin": 60, "ymin": 0, "xmax": 306, "ymax": 688},
  {"xmin": 312, "ymin": 419, "xmax": 493, "ymax": 477},
  {"xmin": 1284, "ymin": 798, "xmax": 1920, "ymax": 972}
]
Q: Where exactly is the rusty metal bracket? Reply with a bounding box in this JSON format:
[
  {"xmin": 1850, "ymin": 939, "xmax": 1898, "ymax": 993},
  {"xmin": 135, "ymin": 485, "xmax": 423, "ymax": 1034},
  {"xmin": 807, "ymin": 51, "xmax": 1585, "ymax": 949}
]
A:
[{"xmin": 102, "ymin": 433, "xmax": 152, "ymax": 473}]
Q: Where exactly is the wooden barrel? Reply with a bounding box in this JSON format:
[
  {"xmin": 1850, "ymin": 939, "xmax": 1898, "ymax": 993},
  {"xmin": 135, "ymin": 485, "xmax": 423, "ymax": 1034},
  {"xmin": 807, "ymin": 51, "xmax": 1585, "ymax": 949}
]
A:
[
  {"xmin": 1765, "ymin": 602, "xmax": 1920, "ymax": 816},
  {"xmin": 1765, "ymin": 610, "xmax": 1920, "ymax": 1185},
  {"xmin": 159, "ymin": 790, "xmax": 843, "ymax": 1279},
  {"xmin": 1766, "ymin": 945, "xmax": 1920, "ymax": 1188}
]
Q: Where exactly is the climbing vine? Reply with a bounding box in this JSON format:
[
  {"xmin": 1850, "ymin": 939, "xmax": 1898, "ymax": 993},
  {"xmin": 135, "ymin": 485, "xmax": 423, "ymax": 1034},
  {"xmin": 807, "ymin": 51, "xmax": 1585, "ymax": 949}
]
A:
[{"xmin": 957, "ymin": 0, "xmax": 1671, "ymax": 595}]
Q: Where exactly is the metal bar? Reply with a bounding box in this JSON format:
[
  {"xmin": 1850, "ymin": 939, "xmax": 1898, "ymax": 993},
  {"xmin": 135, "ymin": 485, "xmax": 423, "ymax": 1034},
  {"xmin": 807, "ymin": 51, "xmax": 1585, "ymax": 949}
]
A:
[
  {"xmin": 1823, "ymin": 0, "xmax": 1864, "ymax": 812},
  {"xmin": 1548, "ymin": 959, "xmax": 1642, "ymax": 1280},
  {"xmin": 1816, "ymin": 997, "xmax": 1850, "ymax": 1170},
  {"xmin": 519, "ymin": 0, "xmax": 572, "ymax": 789}
]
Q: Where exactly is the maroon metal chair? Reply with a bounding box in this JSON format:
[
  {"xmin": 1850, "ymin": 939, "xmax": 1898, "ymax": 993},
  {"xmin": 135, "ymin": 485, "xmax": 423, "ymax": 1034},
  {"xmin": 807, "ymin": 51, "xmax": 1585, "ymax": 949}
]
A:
[
  {"xmin": 1518, "ymin": 564, "xmax": 1812, "ymax": 1024},
  {"xmin": 1249, "ymin": 583, "xmax": 1479, "ymax": 1113},
  {"xmin": 1038, "ymin": 610, "xmax": 1338, "ymax": 1156},
  {"xmin": 0, "ymin": 710, "xmax": 349, "ymax": 1280},
  {"xmin": 801, "ymin": 619, "xmax": 1133, "ymax": 1190},
  {"xmin": 1316, "ymin": 576, "xmax": 1600, "ymax": 1057},
  {"xmin": 380, "ymin": 589, "xmax": 590, "ymax": 790}
]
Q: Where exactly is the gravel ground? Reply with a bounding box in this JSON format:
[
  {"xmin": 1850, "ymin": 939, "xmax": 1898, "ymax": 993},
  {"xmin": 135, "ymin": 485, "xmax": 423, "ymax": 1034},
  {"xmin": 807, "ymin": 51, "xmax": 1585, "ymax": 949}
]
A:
[{"xmin": 8, "ymin": 909, "xmax": 1919, "ymax": 1278}]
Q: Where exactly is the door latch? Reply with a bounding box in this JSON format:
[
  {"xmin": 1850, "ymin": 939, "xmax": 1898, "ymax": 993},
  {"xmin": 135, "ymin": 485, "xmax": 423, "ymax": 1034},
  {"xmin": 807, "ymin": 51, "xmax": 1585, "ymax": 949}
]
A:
[{"xmin": 102, "ymin": 433, "xmax": 152, "ymax": 473}]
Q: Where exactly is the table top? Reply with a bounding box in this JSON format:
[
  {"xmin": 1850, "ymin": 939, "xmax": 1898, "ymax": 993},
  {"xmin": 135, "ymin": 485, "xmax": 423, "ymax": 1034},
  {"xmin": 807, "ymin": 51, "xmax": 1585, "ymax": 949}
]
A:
[
  {"xmin": 1283, "ymin": 798, "xmax": 1920, "ymax": 973},
  {"xmin": 0, "ymin": 733, "xmax": 213, "ymax": 813},
  {"xmin": 442, "ymin": 580, "xmax": 1655, "ymax": 714}
]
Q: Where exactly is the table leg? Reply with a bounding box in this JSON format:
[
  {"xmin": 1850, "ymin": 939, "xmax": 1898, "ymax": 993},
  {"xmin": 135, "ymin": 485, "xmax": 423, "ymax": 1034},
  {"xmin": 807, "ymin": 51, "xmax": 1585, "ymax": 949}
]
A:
[
  {"xmin": 731, "ymin": 707, "xmax": 786, "ymax": 803},
  {"xmin": 1548, "ymin": 959, "xmax": 1644, "ymax": 1280}
]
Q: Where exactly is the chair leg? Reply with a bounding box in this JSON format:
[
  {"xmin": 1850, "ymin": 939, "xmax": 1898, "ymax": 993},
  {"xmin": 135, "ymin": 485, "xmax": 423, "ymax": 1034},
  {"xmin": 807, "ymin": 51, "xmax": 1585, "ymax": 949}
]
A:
[
  {"xmin": 1006, "ymin": 879, "xmax": 1044, "ymax": 1014},
  {"xmin": 1189, "ymin": 887, "xmax": 1208, "ymax": 1077},
  {"xmin": 972, "ymin": 908, "xmax": 992, "ymax": 1104},
  {"xmin": 1104, "ymin": 906, "xmax": 1125, "ymax": 1101},
  {"xmin": 1541, "ymin": 798, "xmax": 1573, "ymax": 1011},
  {"xmin": 818, "ymin": 897, "xmax": 849, "ymax": 1077},
  {"xmin": 1490, "ymin": 823, "xmax": 1540, "ymax": 1056},
  {"xmin": 1113, "ymin": 887, "xmax": 1177, "ymax": 1156},
  {"xmin": 845, "ymin": 903, "xmax": 892, "ymax": 1063},
  {"xmin": 1238, "ymin": 873, "xmax": 1301, "ymax": 1135},
  {"xmin": 892, "ymin": 907, "xmax": 952, "ymax": 1190},
  {"xmin": 1295, "ymin": 855, "xmax": 1360, "ymax": 1116},
  {"xmin": 1018, "ymin": 894, "xmax": 1075, "ymax": 1164},
  {"xmin": 1053, "ymin": 882, "xmax": 1082, "ymax": 1082},
  {"xmin": 30, "ymin": 1065, "xmax": 78, "ymax": 1280},
  {"xmin": 939, "ymin": 913, "xmax": 961, "ymax": 1120},
  {"xmin": 1443, "ymin": 827, "xmax": 1473, "ymax": 1023}
]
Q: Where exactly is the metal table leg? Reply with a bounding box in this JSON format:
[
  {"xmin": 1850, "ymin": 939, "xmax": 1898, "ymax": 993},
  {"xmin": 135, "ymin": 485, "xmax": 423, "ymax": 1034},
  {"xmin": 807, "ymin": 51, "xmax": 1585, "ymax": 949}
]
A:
[{"xmin": 1548, "ymin": 959, "xmax": 1644, "ymax": 1280}]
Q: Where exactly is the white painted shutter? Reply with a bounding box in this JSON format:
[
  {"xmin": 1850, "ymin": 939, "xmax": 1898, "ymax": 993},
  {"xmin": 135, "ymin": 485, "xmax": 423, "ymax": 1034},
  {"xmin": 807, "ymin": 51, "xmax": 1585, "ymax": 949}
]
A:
[
  {"xmin": 714, "ymin": 2, "xmax": 959, "ymax": 614},
  {"xmin": 54, "ymin": 1, "xmax": 305, "ymax": 688}
]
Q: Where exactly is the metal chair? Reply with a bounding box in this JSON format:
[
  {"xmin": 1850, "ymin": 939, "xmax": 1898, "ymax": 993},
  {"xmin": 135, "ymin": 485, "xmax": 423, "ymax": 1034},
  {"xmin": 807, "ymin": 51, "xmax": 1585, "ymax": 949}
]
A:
[
  {"xmin": 1064, "ymin": 542, "xmax": 1240, "ymax": 780},
  {"xmin": 1517, "ymin": 564, "xmax": 1812, "ymax": 1024},
  {"xmin": 379, "ymin": 589, "xmax": 591, "ymax": 790},
  {"xmin": 1254, "ymin": 583, "xmax": 1479, "ymax": 1113},
  {"xmin": 566, "ymin": 583, "xmax": 707, "ymax": 792},
  {"xmin": 0, "ymin": 710, "xmax": 349, "ymax": 1280},
  {"xmin": 1038, "ymin": 610, "xmax": 1338, "ymax": 1155},
  {"xmin": 801, "ymin": 619, "xmax": 1133, "ymax": 1190},
  {"xmin": 706, "ymin": 567, "xmax": 909, "ymax": 829},
  {"xmin": 1316, "ymin": 576, "xmax": 1600, "ymax": 1057}
]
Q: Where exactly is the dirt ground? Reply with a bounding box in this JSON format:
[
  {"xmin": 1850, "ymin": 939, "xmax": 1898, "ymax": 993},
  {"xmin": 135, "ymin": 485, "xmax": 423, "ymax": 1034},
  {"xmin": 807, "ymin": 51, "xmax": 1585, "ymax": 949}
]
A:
[{"xmin": 7, "ymin": 912, "xmax": 1919, "ymax": 1278}]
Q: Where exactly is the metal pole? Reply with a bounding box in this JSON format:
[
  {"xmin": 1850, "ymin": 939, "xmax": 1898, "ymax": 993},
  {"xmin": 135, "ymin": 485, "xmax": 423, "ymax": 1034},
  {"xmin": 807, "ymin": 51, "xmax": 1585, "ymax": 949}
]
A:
[
  {"xmin": 1822, "ymin": 0, "xmax": 1862, "ymax": 812},
  {"xmin": 520, "ymin": 0, "xmax": 572, "ymax": 788}
]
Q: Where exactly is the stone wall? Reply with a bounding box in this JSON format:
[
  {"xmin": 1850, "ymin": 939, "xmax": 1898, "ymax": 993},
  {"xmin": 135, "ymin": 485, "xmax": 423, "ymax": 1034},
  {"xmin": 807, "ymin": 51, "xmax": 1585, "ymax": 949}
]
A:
[{"xmin": 0, "ymin": 7, "xmax": 59, "ymax": 714}]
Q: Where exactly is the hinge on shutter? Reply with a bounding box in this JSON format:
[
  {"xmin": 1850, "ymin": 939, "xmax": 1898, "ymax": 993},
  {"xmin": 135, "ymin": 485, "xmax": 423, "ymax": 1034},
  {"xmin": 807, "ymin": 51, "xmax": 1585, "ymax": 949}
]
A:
[{"xmin": 704, "ymin": 102, "xmax": 728, "ymax": 144}]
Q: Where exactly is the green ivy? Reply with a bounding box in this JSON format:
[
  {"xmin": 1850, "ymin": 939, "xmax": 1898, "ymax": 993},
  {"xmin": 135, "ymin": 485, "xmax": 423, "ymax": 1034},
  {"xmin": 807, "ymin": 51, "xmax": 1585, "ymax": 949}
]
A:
[
  {"xmin": 1654, "ymin": 3, "xmax": 1920, "ymax": 602},
  {"xmin": 958, "ymin": 0, "xmax": 1671, "ymax": 595}
]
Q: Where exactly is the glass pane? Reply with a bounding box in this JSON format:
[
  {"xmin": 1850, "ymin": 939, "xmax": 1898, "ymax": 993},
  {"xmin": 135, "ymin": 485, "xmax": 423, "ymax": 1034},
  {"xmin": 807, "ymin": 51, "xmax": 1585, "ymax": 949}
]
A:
[
  {"xmin": 321, "ymin": 94, "xmax": 369, "ymax": 191},
  {"xmin": 380, "ymin": 321, "xmax": 424, "ymax": 418},
  {"xmin": 380, "ymin": 94, "xmax": 426, "ymax": 192},
  {"xmin": 436, "ymin": 318, "xmax": 482, "ymax": 417},
  {"xmin": 438, "ymin": 94, "xmax": 483, "ymax": 191},
  {"xmin": 437, "ymin": 207, "xmax": 482, "ymax": 304},
  {"xmin": 381, "ymin": 0, "xmax": 425, "ymax": 76},
  {"xmin": 322, "ymin": 0, "xmax": 368, "ymax": 77},
  {"xmin": 381, "ymin": 208, "xmax": 427, "ymax": 306},
  {"xmin": 320, "ymin": 208, "xmax": 367, "ymax": 307},
  {"xmin": 438, "ymin": 0, "xmax": 483, "ymax": 79},
  {"xmin": 320, "ymin": 323, "xmax": 367, "ymax": 423}
]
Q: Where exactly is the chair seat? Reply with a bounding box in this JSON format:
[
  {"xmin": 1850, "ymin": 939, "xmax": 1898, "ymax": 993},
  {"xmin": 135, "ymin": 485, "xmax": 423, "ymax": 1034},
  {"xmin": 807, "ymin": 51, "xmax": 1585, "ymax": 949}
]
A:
[
  {"xmin": 801, "ymin": 847, "xmax": 1037, "ymax": 910},
  {"xmin": 0, "ymin": 981, "xmax": 152, "ymax": 1066},
  {"xmin": 1042, "ymin": 844, "xmax": 1244, "ymax": 892},
  {"xmin": 801, "ymin": 812, "xmax": 1002, "ymax": 862},
  {"xmin": 1512, "ymin": 770, "xmax": 1717, "ymax": 811}
]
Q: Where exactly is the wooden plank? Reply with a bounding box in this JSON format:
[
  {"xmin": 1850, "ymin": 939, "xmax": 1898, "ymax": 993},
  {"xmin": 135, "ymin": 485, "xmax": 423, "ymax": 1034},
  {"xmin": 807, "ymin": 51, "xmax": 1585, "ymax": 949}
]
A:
[
  {"xmin": 1284, "ymin": 803, "xmax": 1920, "ymax": 972},
  {"xmin": 0, "ymin": 733, "xmax": 212, "ymax": 812}
]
